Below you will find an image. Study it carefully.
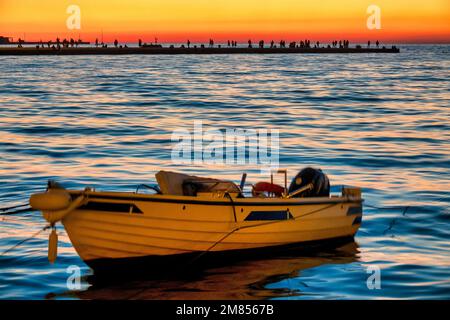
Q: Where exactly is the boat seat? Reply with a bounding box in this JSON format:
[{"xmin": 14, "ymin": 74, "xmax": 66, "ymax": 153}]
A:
[{"xmin": 155, "ymin": 170, "xmax": 240, "ymax": 196}]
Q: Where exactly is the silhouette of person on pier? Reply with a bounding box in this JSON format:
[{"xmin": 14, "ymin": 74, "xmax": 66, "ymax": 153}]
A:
[
  {"xmin": 187, "ymin": 40, "xmax": 191, "ymax": 48},
  {"xmin": 248, "ymin": 39, "xmax": 252, "ymax": 48},
  {"xmin": 368, "ymin": 40, "xmax": 371, "ymax": 48},
  {"xmin": 376, "ymin": 40, "xmax": 379, "ymax": 48},
  {"xmin": 114, "ymin": 39, "xmax": 118, "ymax": 48},
  {"xmin": 138, "ymin": 39, "xmax": 142, "ymax": 47}
]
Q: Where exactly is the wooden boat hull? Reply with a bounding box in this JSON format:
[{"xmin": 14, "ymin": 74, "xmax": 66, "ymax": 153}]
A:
[
  {"xmin": 85, "ymin": 235, "xmax": 357, "ymax": 275},
  {"xmin": 60, "ymin": 191, "xmax": 363, "ymax": 269}
]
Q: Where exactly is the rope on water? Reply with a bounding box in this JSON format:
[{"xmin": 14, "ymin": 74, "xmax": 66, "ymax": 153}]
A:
[
  {"xmin": 0, "ymin": 202, "xmax": 34, "ymax": 216},
  {"xmin": 0, "ymin": 203, "xmax": 29, "ymax": 211},
  {"xmin": 0, "ymin": 225, "xmax": 50, "ymax": 257},
  {"xmin": 365, "ymin": 203, "xmax": 409, "ymax": 212},
  {"xmin": 365, "ymin": 203, "xmax": 410, "ymax": 236},
  {"xmin": 0, "ymin": 207, "xmax": 34, "ymax": 216}
]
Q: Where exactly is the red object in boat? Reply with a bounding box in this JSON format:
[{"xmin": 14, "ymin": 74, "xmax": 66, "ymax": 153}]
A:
[{"xmin": 253, "ymin": 182, "xmax": 285, "ymax": 197}]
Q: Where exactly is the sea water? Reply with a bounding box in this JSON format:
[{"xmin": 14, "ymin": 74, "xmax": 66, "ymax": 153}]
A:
[{"xmin": 0, "ymin": 44, "xmax": 449, "ymax": 299}]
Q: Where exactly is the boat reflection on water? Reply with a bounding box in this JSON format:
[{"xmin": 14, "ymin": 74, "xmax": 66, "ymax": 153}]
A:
[{"xmin": 71, "ymin": 240, "xmax": 359, "ymax": 300}]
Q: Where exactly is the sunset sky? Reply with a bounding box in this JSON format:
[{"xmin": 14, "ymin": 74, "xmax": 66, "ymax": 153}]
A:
[{"xmin": 0, "ymin": 0, "xmax": 449, "ymax": 43}]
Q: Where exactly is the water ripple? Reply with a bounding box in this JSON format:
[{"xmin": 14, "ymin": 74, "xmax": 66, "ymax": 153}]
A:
[{"xmin": 0, "ymin": 45, "xmax": 449, "ymax": 299}]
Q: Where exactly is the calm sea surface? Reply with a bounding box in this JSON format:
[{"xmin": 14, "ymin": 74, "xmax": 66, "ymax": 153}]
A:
[{"xmin": 0, "ymin": 45, "xmax": 449, "ymax": 299}]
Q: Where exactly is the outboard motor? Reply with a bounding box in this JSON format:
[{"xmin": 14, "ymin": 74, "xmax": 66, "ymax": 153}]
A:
[{"xmin": 288, "ymin": 167, "xmax": 330, "ymax": 198}]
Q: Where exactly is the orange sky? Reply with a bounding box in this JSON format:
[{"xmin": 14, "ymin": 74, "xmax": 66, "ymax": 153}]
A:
[{"xmin": 0, "ymin": 0, "xmax": 449, "ymax": 43}]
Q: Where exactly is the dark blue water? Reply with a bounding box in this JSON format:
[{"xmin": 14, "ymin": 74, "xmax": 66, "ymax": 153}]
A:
[{"xmin": 0, "ymin": 45, "xmax": 449, "ymax": 299}]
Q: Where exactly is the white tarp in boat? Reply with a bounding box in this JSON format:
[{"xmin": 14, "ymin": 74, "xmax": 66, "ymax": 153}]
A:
[{"xmin": 155, "ymin": 171, "xmax": 240, "ymax": 196}]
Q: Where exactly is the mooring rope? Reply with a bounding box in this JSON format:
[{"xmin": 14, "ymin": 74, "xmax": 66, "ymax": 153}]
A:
[
  {"xmin": 365, "ymin": 203, "xmax": 409, "ymax": 211},
  {"xmin": 224, "ymin": 192, "xmax": 237, "ymax": 222},
  {"xmin": 187, "ymin": 202, "xmax": 338, "ymax": 266},
  {"xmin": 126, "ymin": 202, "xmax": 340, "ymax": 299},
  {"xmin": 0, "ymin": 207, "xmax": 34, "ymax": 216},
  {"xmin": 0, "ymin": 201, "xmax": 34, "ymax": 216},
  {"xmin": 0, "ymin": 225, "xmax": 50, "ymax": 257},
  {"xmin": 0, "ymin": 203, "xmax": 29, "ymax": 212},
  {"xmin": 181, "ymin": 201, "xmax": 411, "ymax": 278},
  {"xmin": 365, "ymin": 203, "xmax": 410, "ymax": 235}
]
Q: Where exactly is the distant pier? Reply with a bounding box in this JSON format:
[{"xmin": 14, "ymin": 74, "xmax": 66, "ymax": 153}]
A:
[
  {"xmin": 0, "ymin": 46, "xmax": 400, "ymax": 56},
  {"xmin": 0, "ymin": 36, "xmax": 89, "ymax": 46},
  {"xmin": 6, "ymin": 41, "xmax": 90, "ymax": 45}
]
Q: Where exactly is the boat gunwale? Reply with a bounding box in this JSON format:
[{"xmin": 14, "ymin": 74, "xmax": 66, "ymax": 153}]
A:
[{"xmin": 68, "ymin": 190, "xmax": 363, "ymax": 207}]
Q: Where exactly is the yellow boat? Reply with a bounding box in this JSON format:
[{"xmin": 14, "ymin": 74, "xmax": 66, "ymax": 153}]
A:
[{"xmin": 29, "ymin": 168, "xmax": 363, "ymax": 272}]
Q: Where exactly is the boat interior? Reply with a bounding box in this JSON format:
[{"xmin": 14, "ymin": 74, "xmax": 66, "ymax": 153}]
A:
[{"xmin": 145, "ymin": 167, "xmax": 334, "ymax": 199}]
